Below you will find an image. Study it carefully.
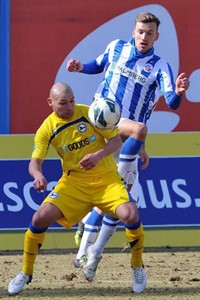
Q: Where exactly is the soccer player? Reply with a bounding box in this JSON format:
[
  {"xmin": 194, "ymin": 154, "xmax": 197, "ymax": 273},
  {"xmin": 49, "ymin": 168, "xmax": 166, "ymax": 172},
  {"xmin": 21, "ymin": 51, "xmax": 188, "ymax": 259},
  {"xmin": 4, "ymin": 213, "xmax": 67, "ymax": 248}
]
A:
[
  {"xmin": 66, "ymin": 11, "xmax": 190, "ymax": 292},
  {"xmin": 8, "ymin": 82, "xmax": 146, "ymax": 295}
]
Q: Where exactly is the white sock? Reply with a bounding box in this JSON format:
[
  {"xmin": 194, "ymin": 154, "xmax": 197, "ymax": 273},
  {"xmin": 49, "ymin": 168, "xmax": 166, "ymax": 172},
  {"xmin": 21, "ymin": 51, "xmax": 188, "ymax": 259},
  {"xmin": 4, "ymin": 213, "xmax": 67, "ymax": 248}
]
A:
[
  {"xmin": 92, "ymin": 216, "xmax": 120, "ymax": 257},
  {"xmin": 76, "ymin": 229, "xmax": 98, "ymax": 259},
  {"xmin": 76, "ymin": 209, "xmax": 103, "ymax": 259},
  {"xmin": 118, "ymin": 156, "xmax": 138, "ymax": 186}
]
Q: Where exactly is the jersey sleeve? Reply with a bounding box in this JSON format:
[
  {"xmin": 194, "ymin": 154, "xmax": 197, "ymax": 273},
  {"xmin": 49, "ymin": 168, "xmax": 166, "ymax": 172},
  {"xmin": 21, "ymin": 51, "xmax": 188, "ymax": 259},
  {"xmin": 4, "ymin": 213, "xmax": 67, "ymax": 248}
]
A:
[
  {"xmin": 81, "ymin": 59, "xmax": 105, "ymax": 74},
  {"xmin": 157, "ymin": 61, "xmax": 182, "ymax": 110},
  {"xmin": 31, "ymin": 125, "xmax": 50, "ymax": 160}
]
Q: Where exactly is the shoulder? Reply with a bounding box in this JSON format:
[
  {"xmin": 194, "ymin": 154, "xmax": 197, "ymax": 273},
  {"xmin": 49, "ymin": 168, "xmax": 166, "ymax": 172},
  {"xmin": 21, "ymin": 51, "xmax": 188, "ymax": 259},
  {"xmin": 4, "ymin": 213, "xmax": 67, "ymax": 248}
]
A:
[
  {"xmin": 36, "ymin": 112, "xmax": 56, "ymax": 134},
  {"xmin": 75, "ymin": 103, "xmax": 90, "ymax": 113},
  {"xmin": 107, "ymin": 39, "xmax": 127, "ymax": 49},
  {"xmin": 153, "ymin": 54, "xmax": 169, "ymax": 66},
  {"xmin": 74, "ymin": 103, "xmax": 91, "ymax": 120}
]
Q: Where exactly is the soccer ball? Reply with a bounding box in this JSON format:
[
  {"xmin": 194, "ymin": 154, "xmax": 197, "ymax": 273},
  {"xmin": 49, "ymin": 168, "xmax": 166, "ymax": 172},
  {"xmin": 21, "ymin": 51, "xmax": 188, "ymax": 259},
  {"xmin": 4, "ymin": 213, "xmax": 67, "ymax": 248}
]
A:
[{"xmin": 88, "ymin": 98, "xmax": 121, "ymax": 129}]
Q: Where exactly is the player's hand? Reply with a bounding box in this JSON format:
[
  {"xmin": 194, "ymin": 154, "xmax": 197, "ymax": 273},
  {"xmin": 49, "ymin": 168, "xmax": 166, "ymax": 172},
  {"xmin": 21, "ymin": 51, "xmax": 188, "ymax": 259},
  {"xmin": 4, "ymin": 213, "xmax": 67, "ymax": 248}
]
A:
[
  {"xmin": 67, "ymin": 59, "xmax": 83, "ymax": 72},
  {"xmin": 79, "ymin": 153, "xmax": 100, "ymax": 170},
  {"xmin": 139, "ymin": 148, "xmax": 149, "ymax": 170},
  {"xmin": 33, "ymin": 175, "xmax": 48, "ymax": 192},
  {"xmin": 175, "ymin": 73, "xmax": 190, "ymax": 95}
]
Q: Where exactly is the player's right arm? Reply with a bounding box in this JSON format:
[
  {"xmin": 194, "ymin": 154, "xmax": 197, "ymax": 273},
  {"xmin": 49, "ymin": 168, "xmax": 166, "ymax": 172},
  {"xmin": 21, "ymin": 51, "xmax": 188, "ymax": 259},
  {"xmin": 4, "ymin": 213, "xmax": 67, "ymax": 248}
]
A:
[
  {"xmin": 67, "ymin": 59, "xmax": 83, "ymax": 72},
  {"xmin": 29, "ymin": 158, "xmax": 48, "ymax": 192},
  {"xmin": 29, "ymin": 122, "xmax": 51, "ymax": 192},
  {"xmin": 67, "ymin": 58, "xmax": 105, "ymax": 74},
  {"xmin": 67, "ymin": 40, "xmax": 119, "ymax": 75}
]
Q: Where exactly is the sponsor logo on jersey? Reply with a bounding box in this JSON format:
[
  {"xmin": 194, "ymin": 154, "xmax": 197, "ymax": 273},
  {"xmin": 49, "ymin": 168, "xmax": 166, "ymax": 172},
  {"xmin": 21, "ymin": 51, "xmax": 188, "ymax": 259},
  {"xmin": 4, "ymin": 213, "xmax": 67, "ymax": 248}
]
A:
[
  {"xmin": 59, "ymin": 135, "xmax": 96, "ymax": 153},
  {"xmin": 68, "ymin": 138, "xmax": 90, "ymax": 151},
  {"xmin": 116, "ymin": 64, "xmax": 146, "ymax": 83}
]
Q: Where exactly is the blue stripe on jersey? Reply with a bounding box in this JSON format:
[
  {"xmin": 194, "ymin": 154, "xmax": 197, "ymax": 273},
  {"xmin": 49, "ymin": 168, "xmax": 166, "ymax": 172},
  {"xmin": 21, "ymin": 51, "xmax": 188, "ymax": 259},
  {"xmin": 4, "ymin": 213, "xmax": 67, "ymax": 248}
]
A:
[
  {"xmin": 49, "ymin": 116, "xmax": 90, "ymax": 143},
  {"xmin": 101, "ymin": 41, "xmax": 124, "ymax": 100},
  {"xmin": 129, "ymin": 82, "xmax": 142, "ymax": 121},
  {"xmin": 115, "ymin": 74, "xmax": 128, "ymax": 106},
  {"xmin": 115, "ymin": 41, "xmax": 137, "ymax": 107}
]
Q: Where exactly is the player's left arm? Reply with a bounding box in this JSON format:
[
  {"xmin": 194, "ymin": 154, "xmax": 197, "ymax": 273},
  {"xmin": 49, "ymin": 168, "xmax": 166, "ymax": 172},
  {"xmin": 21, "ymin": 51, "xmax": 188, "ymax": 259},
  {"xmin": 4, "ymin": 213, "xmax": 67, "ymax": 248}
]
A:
[
  {"xmin": 139, "ymin": 143, "xmax": 149, "ymax": 170},
  {"xmin": 169, "ymin": 72, "xmax": 190, "ymax": 109},
  {"xmin": 79, "ymin": 133, "xmax": 122, "ymax": 170},
  {"xmin": 159, "ymin": 69, "xmax": 190, "ymax": 110}
]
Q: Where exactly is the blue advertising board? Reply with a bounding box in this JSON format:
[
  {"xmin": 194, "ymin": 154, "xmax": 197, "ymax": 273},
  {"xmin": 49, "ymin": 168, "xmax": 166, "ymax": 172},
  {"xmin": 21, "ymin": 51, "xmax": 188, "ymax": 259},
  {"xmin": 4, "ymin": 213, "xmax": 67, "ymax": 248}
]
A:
[
  {"xmin": 137, "ymin": 157, "xmax": 200, "ymax": 227},
  {"xmin": 0, "ymin": 157, "xmax": 199, "ymax": 230},
  {"xmin": 0, "ymin": 159, "xmax": 62, "ymax": 230}
]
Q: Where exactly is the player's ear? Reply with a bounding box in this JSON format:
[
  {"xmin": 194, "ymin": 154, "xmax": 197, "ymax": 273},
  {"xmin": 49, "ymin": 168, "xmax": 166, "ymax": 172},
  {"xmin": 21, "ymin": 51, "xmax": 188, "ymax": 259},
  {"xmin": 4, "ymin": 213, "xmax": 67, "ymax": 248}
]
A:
[
  {"xmin": 47, "ymin": 97, "xmax": 53, "ymax": 107},
  {"xmin": 155, "ymin": 32, "xmax": 159, "ymax": 41}
]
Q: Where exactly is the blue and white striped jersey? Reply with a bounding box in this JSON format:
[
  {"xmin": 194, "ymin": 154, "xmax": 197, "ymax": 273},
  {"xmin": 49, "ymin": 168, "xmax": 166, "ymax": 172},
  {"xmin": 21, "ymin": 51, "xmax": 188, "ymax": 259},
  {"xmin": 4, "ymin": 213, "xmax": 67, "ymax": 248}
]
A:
[{"xmin": 81, "ymin": 38, "xmax": 182, "ymax": 123}]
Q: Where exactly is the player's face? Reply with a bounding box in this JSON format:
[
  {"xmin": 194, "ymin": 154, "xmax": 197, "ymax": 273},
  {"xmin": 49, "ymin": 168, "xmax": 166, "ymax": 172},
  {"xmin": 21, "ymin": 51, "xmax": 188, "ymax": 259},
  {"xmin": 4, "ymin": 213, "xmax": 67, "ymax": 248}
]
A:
[
  {"xmin": 133, "ymin": 22, "xmax": 159, "ymax": 53},
  {"xmin": 48, "ymin": 91, "xmax": 75, "ymax": 119}
]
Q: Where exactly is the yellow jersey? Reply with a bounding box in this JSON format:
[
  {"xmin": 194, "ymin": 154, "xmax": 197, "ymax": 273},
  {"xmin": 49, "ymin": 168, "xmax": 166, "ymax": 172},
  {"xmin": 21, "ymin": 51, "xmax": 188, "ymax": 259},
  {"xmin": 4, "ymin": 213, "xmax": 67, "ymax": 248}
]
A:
[{"xmin": 32, "ymin": 104, "xmax": 119, "ymax": 178}]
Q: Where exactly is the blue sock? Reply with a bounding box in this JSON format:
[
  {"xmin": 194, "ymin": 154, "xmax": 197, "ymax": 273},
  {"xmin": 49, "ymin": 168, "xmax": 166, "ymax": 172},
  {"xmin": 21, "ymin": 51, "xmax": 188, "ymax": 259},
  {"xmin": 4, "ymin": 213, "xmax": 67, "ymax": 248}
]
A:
[
  {"xmin": 120, "ymin": 137, "xmax": 143, "ymax": 158},
  {"xmin": 84, "ymin": 209, "xmax": 103, "ymax": 233},
  {"xmin": 124, "ymin": 219, "xmax": 141, "ymax": 230},
  {"xmin": 118, "ymin": 137, "xmax": 143, "ymax": 184},
  {"xmin": 29, "ymin": 223, "xmax": 48, "ymax": 233}
]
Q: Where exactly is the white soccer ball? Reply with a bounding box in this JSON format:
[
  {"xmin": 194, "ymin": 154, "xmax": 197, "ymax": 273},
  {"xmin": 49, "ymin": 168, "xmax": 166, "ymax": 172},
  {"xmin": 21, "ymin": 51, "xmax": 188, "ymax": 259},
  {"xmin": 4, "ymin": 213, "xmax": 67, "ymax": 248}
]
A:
[{"xmin": 88, "ymin": 98, "xmax": 121, "ymax": 129}]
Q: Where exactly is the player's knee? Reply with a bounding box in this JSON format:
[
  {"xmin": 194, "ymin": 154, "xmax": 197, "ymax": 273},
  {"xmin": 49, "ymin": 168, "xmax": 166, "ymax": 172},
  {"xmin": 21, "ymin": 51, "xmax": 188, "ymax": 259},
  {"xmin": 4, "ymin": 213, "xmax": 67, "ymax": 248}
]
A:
[
  {"xmin": 32, "ymin": 213, "xmax": 43, "ymax": 228},
  {"xmin": 130, "ymin": 122, "xmax": 147, "ymax": 141},
  {"xmin": 121, "ymin": 214, "xmax": 139, "ymax": 225},
  {"xmin": 32, "ymin": 211, "xmax": 48, "ymax": 228},
  {"xmin": 116, "ymin": 203, "xmax": 139, "ymax": 225}
]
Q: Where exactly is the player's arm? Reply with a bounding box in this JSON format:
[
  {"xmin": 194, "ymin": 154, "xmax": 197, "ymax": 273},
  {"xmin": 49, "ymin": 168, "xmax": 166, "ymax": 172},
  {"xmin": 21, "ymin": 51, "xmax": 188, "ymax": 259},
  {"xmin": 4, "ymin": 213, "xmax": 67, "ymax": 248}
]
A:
[
  {"xmin": 29, "ymin": 158, "xmax": 48, "ymax": 192},
  {"xmin": 29, "ymin": 127, "xmax": 50, "ymax": 192},
  {"xmin": 96, "ymin": 133, "xmax": 122, "ymax": 159},
  {"xmin": 67, "ymin": 41, "xmax": 115, "ymax": 75},
  {"xmin": 158, "ymin": 66, "xmax": 190, "ymax": 110},
  {"xmin": 139, "ymin": 143, "xmax": 149, "ymax": 170},
  {"xmin": 79, "ymin": 133, "xmax": 122, "ymax": 170},
  {"xmin": 67, "ymin": 58, "xmax": 105, "ymax": 74},
  {"xmin": 166, "ymin": 73, "xmax": 190, "ymax": 109}
]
